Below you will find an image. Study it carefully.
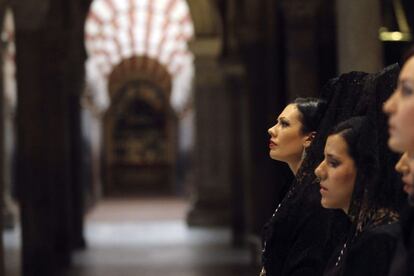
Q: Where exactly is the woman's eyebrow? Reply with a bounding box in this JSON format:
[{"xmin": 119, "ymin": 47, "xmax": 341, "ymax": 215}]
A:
[
  {"xmin": 326, "ymin": 153, "xmax": 338, "ymax": 160},
  {"xmin": 399, "ymin": 79, "xmax": 413, "ymax": 86}
]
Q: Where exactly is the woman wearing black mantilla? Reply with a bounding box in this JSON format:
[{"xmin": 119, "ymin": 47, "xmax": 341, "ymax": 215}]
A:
[
  {"xmin": 316, "ymin": 116, "xmax": 402, "ymax": 276},
  {"xmin": 384, "ymin": 45, "xmax": 414, "ymax": 276},
  {"xmin": 261, "ymin": 97, "xmax": 348, "ymax": 276},
  {"xmin": 261, "ymin": 64, "xmax": 400, "ymax": 276}
]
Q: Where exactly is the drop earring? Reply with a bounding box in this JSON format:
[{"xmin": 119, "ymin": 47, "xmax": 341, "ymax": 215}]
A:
[{"xmin": 301, "ymin": 147, "xmax": 307, "ymax": 161}]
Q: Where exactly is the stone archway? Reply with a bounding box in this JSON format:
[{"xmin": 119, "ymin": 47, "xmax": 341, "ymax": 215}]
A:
[
  {"xmin": 84, "ymin": 0, "xmax": 195, "ymax": 197},
  {"xmin": 104, "ymin": 56, "xmax": 176, "ymax": 195}
]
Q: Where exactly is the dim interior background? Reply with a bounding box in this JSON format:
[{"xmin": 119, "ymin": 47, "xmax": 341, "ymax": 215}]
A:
[{"xmin": 0, "ymin": 0, "xmax": 413, "ymax": 275}]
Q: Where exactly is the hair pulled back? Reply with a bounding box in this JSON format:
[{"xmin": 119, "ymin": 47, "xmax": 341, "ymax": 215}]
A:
[{"xmin": 294, "ymin": 97, "xmax": 327, "ymax": 134}]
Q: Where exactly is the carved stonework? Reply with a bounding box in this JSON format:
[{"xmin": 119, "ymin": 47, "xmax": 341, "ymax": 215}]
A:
[
  {"xmin": 108, "ymin": 56, "xmax": 172, "ymax": 100},
  {"xmin": 104, "ymin": 56, "xmax": 176, "ymax": 195},
  {"xmin": 110, "ymin": 82, "xmax": 168, "ymax": 165}
]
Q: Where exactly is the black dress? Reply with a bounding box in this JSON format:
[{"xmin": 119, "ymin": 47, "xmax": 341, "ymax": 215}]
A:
[
  {"xmin": 404, "ymin": 206, "xmax": 414, "ymax": 275},
  {"xmin": 389, "ymin": 206, "xmax": 414, "ymax": 276},
  {"xmin": 388, "ymin": 239, "xmax": 407, "ymax": 276},
  {"xmin": 262, "ymin": 180, "xmax": 349, "ymax": 276},
  {"xmin": 325, "ymin": 222, "xmax": 400, "ymax": 276}
]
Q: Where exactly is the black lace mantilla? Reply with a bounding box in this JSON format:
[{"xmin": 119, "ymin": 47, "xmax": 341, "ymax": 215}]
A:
[{"xmin": 261, "ymin": 64, "xmax": 402, "ymax": 276}]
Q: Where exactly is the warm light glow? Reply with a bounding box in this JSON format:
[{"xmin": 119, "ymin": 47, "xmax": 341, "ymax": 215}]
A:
[
  {"xmin": 379, "ymin": 29, "xmax": 412, "ymax": 42},
  {"xmin": 85, "ymin": 0, "xmax": 195, "ymax": 112},
  {"xmin": 85, "ymin": 0, "xmax": 194, "ymax": 75},
  {"xmin": 391, "ymin": 32, "xmax": 403, "ymax": 40}
]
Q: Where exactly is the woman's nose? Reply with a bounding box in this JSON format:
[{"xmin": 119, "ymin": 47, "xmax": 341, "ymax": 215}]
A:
[
  {"xmin": 395, "ymin": 153, "xmax": 409, "ymax": 175},
  {"xmin": 268, "ymin": 125, "xmax": 277, "ymax": 136},
  {"xmin": 315, "ymin": 162, "xmax": 324, "ymax": 180},
  {"xmin": 383, "ymin": 92, "xmax": 397, "ymax": 114}
]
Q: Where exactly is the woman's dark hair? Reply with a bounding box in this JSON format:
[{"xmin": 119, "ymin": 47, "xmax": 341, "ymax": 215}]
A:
[
  {"xmin": 297, "ymin": 64, "xmax": 403, "ymax": 212},
  {"xmin": 330, "ymin": 116, "xmax": 371, "ymax": 172},
  {"xmin": 294, "ymin": 97, "xmax": 327, "ymax": 134},
  {"xmin": 329, "ymin": 115, "xmax": 401, "ymax": 227},
  {"xmin": 329, "ymin": 117, "xmax": 375, "ymax": 216}
]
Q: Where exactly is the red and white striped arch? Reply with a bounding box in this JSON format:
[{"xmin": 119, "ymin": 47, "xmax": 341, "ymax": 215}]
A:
[{"xmin": 85, "ymin": 0, "xmax": 194, "ymax": 112}]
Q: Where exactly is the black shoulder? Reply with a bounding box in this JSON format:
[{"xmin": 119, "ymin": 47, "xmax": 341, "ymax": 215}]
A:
[
  {"xmin": 343, "ymin": 223, "xmax": 400, "ymax": 276},
  {"xmin": 351, "ymin": 223, "xmax": 400, "ymax": 255}
]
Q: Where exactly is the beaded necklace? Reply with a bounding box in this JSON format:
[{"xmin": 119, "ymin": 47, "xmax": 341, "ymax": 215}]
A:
[
  {"xmin": 261, "ymin": 183, "xmax": 298, "ymax": 256},
  {"xmin": 334, "ymin": 209, "xmax": 399, "ymax": 267},
  {"xmin": 260, "ymin": 168, "xmax": 313, "ymax": 276}
]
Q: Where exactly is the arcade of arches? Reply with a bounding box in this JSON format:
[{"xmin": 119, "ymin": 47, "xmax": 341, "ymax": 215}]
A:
[{"xmin": 0, "ymin": 0, "xmax": 412, "ymax": 275}]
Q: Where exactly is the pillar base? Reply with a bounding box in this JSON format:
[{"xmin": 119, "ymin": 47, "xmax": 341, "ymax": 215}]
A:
[{"xmin": 3, "ymin": 208, "xmax": 15, "ymax": 230}]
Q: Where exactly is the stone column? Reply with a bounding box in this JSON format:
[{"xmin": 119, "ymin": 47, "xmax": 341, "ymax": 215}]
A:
[
  {"xmin": 0, "ymin": 3, "xmax": 9, "ymax": 274},
  {"xmin": 186, "ymin": 38, "xmax": 233, "ymax": 226},
  {"xmin": 12, "ymin": 0, "xmax": 90, "ymax": 274},
  {"xmin": 15, "ymin": 27, "xmax": 73, "ymax": 274},
  {"xmin": 281, "ymin": 0, "xmax": 327, "ymax": 100},
  {"xmin": 2, "ymin": 93, "xmax": 16, "ymax": 231},
  {"xmin": 225, "ymin": 62, "xmax": 249, "ymax": 246},
  {"xmin": 1, "ymin": 7, "xmax": 17, "ymax": 232},
  {"xmin": 336, "ymin": 0, "xmax": 383, "ymax": 73},
  {"xmin": 0, "ymin": 12, "xmax": 4, "ymax": 276}
]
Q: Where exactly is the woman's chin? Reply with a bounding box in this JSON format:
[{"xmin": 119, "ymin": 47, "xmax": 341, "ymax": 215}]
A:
[
  {"xmin": 320, "ymin": 199, "xmax": 341, "ymax": 211},
  {"xmin": 269, "ymin": 152, "xmax": 282, "ymax": 162},
  {"xmin": 320, "ymin": 199, "xmax": 330, "ymax": 209},
  {"xmin": 388, "ymin": 137, "xmax": 406, "ymax": 154},
  {"xmin": 404, "ymin": 183, "xmax": 414, "ymax": 196}
]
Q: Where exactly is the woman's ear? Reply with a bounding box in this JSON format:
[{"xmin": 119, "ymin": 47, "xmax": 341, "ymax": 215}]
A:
[{"xmin": 303, "ymin": 131, "xmax": 316, "ymax": 148}]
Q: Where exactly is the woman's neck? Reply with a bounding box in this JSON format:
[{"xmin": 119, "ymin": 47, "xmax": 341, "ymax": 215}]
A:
[
  {"xmin": 342, "ymin": 202, "xmax": 350, "ymax": 215},
  {"xmin": 288, "ymin": 159, "xmax": 303, "ymax": 175}
]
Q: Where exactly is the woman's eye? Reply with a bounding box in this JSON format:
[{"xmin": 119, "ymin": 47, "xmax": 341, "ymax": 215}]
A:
[
  {"xmin": 401, "ymin": 84, "xmax": 413, "ymax": 97},
  {"xmin": 279, "ymin": 120, "xmax": 289, "ymax": 128},
  {"xmin": 328, "ymin": 160, "xmax": 340, "ymax": 168}
]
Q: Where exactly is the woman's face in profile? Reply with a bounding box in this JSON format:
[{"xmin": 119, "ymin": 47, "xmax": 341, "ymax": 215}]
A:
[
  {"xmin": 315, "ymin": 134, "xmax": 357, "ymax": 213},
  {"xmin": 267, "ymin": 104, "xmax": 307, "ymax": 164},
  {"xmin": 383, "ymin": 56, "xmax": 414, "ymax": 154},
  {"xmin": 395, "ymin": 152, "xmax": 414, "ymax": 195}
]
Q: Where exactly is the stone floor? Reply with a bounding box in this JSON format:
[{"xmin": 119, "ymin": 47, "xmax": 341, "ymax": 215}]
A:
[{"xmin": 4, "ymin": 197, "xmax": 259, "ymax": 276}]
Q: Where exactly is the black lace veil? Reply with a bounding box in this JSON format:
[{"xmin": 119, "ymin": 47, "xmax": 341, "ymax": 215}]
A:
[
  {"xmin": 298, "ymin": 63, "xmax": 403, "ymax": 212},
  {"xmin": 264, "ymin": 64, "xmax": 399, "ymax": 240},
  {"xmin": 262, "ymin": 64, "xmax": 403, "ymax": 261}
]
